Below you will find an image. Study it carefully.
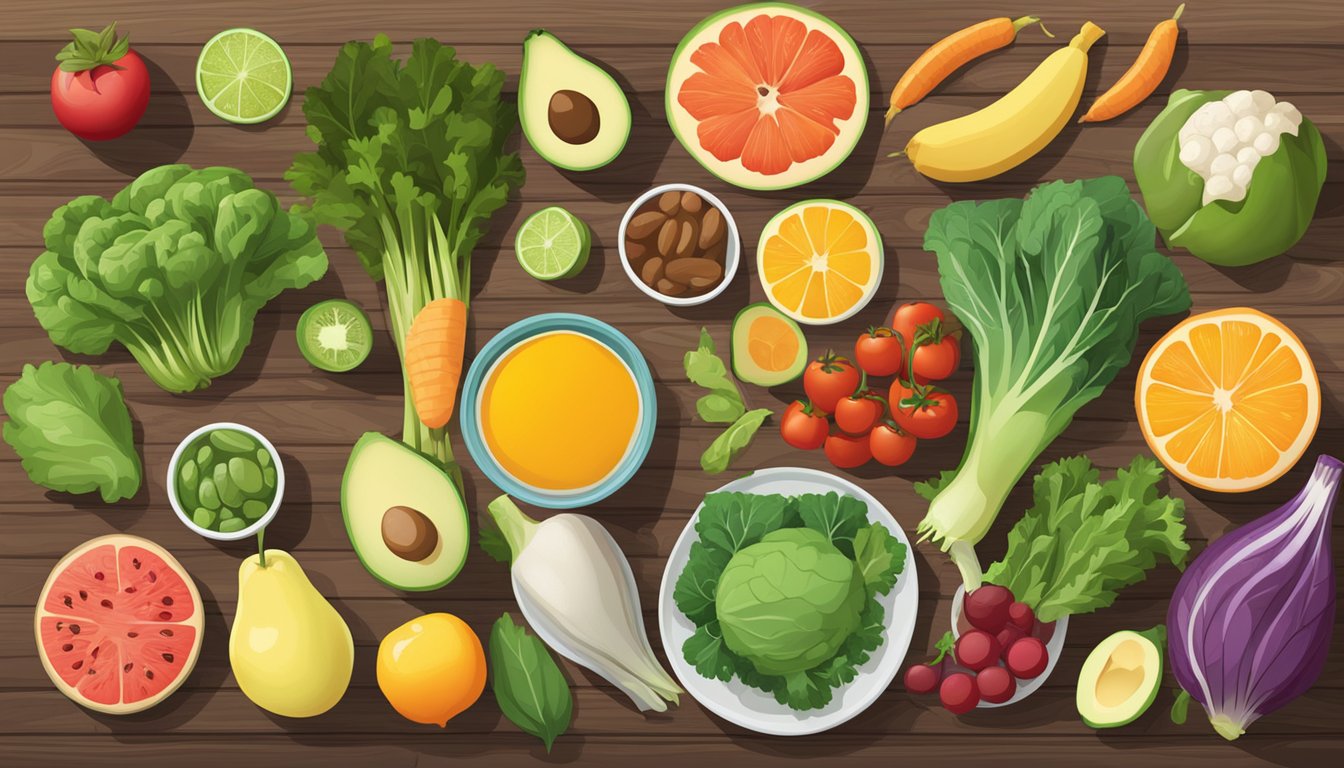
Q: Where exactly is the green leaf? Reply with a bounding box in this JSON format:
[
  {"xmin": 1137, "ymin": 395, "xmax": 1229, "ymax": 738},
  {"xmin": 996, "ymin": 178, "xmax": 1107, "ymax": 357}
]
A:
[
  {"xmin": 696, "ymin": 391, "xmax": 746, "ymax": 424},
  {"xmin": 983, "ymin": 455, "xmax": 1189, "ymax": 622},
  {"xmin": 489, "ymin": 614, "xmax": 572, "ymax": 752},
  {"xmin": 1171, "ymin": 688, "xmax": 1191, "ymax": 725},
  {"xmin": 695, "ymin": 491, "xmax": 793, "ymax": 555},
  {"xmin": 683, "ymin": 621, "xmax": 739, "ymax": 682},
  {"xmin": 796, "ymin": 492, "xmax": 869, "ymax": 556},
  {"xmin": 673, "ymin": 542, "xmax": 731, "ymax": 624},
  {"xmin": 913, "ymin": 470, "xmax": 958, "ymax": 502},
  {"xmin": 478, "ymin": 515, "xmax": 512, "ymax": 564},
  {"xmin": 700, "ymin": 409, "xmax": 770, "ymax": 475},
  {"xmin": 684, "ymin": 328, "xmax": 744, "ymax": 406},
  {"xmin": 3, "ymin": 362, "xmax": 141, "ymax": 502},
  {"xmin": 853, "ymin": 523, "xmax": 907, "ymax": 596}
]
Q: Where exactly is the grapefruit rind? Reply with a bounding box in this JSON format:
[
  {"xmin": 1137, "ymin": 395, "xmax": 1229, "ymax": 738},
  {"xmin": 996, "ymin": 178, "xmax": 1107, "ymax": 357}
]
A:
[
  {"xmin": 756, "ymin": 199, "xmax": 883, "ymax": 325},
  {"xmin": 1135, "ymin": 307, "xmax": 1320, "ymax": 493},
  {"xmin": 34, "ymin": 534, "xmax": 203, "ymax": 715},
  {"xmin": 666, "ymin": 3, "xmax": 869, "ymax": 191}
]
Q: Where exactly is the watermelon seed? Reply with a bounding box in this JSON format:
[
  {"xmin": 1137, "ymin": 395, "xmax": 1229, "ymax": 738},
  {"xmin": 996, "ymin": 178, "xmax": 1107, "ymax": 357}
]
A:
[
  {"xmin": 72, "ymin": 660, "xmax": 83, "ymax": 670},
  {"xmin": 87, "ymin": 669, "xmax": 95, "ymax": 676},
  {"xmin": 62, "ymin": 596, "xmax": 72, "ymax": 608},
  {"xmin": 162, "ymin": 596, "xmax": 174, "ymax": 606},
  {"xmin": 69, "ymin": 624, "xmax": 81, "ymax": 635},
  {"xmin": 124, "ymin": 586, "xmax": 137, "ymax": 594},
  {"xmin": 162, "ymin": 653, "xmax": 174, "ymax": 663},
  {"xmin": 123, "ymin": 663, "xmax": 132, "ymax": 673},
  {"xmin": 132, "ymin": 557, "xmax": 141, "ymax": 569},
  {"xmin": 55, "ymin": 622, "xmax": 63, "ymax": 631},
  {"xmin": 61, "ymin": 643, "xmax": 73, "ymax": 652},
  {"xmin": 158, "ymin": 611, "xmax": 172, "ymax": 621},
  {"xmin": 94, "ymin": 572, "xmax": 105, "ymax": 581},
  {"xmin": 90, "ymin": 647, "xmax": 99, "ymax": 659},
  {"xmin": 148, "ymin": 571, "xmax": 157, "ymax": 583},
  {"xmin": 78, "ymin": 590, "xmax": 87, "ymax": 600},
  {"xmin": 159, "ymin": 629, "xmax": 173, "ymax": 638},
  {"xmin": 127, "ymin": 631, "xmax": 138, "ymax": 638},
  {"xmin": 100, "ymin": 599, "xmax": 113, "ymax": 609},
  {"xmin": 145, "ymin": 669, "xmax": 154, "ymax": 680}
]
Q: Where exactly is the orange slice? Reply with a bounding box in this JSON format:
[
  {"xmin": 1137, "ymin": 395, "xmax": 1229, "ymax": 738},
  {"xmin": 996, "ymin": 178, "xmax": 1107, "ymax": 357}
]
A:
[
  {"xmin": 756, "ymin": 199, "xmax": 882, "ymax": 325},
  {"xmin": 1136, "ymin": 307, "xmax": 1320, "ymax": 492}
]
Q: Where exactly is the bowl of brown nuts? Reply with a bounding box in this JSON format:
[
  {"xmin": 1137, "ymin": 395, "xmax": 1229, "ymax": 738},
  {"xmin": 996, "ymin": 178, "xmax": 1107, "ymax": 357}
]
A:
[{"xmin": 618, "ymin": 183, "xmax": 739, "ymax": 306}]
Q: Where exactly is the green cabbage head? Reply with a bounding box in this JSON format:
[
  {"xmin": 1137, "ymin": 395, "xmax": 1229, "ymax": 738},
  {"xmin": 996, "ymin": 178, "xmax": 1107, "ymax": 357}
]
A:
[
  {"xmin": 1133, "ymin": 89, "xmax": 1327, "ymax": 266},
  {"xmin": 28, "ymin": 165, "xmax": 328, "ymax": 392},
  {"xmin": 716, "ymin": 527, "xmax": 865, "ymax": 676}
]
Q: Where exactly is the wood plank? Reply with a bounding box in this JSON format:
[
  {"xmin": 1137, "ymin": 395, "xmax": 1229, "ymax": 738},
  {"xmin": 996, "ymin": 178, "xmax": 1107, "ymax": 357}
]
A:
[{"xmin": 5, "ymin": 1, "xmax": 1342, "ymax": 45}]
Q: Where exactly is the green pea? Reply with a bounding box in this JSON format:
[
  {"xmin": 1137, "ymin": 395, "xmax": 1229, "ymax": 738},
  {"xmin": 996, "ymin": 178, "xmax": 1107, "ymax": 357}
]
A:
[
  {"xmin": 219, "ymin": 506, "xmax": 236, "ymax": 520},
  {"xmin": 195, "ymin": 444, "xmax": 214, "ymax": 467},
  {"xmin": 257, "ymin": 448, "xmax": 272, "ymax": 468},
  {"xmin": 218, "ymin": 517, "xmax": 247, "ymax": 533},
  {"xmin": 191, "ymin": 507, "xmax": 217, "ymax": 529},
  {"xmin": 263, "ymin": 466, "xmax": 277, "ymax": 488},
  {"xmin": 242, "ymin": 499, "xmax": 269, "ymax": 520},
  {"xmin": 178, "ymin": 460, "xmax": 197, "ymax": 485},
  {"xmin": 229, "ymin": 457, "xmax": 264, "ymax": 495},
  {"xmin": 198, "ymin": 478, "xmax": 221, "ymax": 509},
  {"xmin": 210, "ymin": 429, "xmax": 256, "ymax": 454}
]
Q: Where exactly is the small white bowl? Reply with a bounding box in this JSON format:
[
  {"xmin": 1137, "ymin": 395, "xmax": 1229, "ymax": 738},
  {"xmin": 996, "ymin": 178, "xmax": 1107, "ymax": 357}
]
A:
[
  {"xmin": 167, "ymin": 422, "xmax": 285, "ymax": 541},
  {"xmin": 618, "ymin": 182, "xmax": 740, "ymax": 307},
  {"xmin": 950, "ymin": 584, "xmax": 1068, "ymax": 708}
]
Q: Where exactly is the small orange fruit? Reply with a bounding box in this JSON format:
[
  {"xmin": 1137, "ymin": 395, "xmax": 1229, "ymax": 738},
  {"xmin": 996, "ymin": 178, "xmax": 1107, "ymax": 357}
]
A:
[
  {"xmin": 757, "ymin": 200, "xmax": 882, "ymax": 325},
  {"xmin": 1136, "ymin": 307, "xmax": 1320, "ymax": 492},
  {"xmin": 376, "ymin": 612, "xmax": 486, "ymax": 726}
]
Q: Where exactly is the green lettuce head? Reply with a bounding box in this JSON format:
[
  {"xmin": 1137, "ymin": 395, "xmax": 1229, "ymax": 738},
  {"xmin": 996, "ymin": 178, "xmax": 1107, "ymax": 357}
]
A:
[
  {"xmin": 715, "ymin": 527, "xmax": 865, "ymax": 676},
  {"xmin": 1134, "ymin": 89, "xmax": 1326, "ymax": 266},
  {"xmin": 27, "ymin": 165, "xmax": 328, "ymax": 392}
]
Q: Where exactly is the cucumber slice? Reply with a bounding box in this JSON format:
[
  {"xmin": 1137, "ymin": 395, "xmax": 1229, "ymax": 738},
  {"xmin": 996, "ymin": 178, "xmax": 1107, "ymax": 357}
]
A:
[{"xmin": 297, "ymin": 299, "xmax": 373, "ymax": 372}]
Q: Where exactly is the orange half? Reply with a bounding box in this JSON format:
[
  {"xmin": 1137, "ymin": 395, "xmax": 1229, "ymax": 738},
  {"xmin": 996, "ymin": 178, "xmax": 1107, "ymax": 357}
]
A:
[
  {"xmin": 756, "ymin": 199, "xmax": 882, "ymax": 325},
  {"xmin": 1136, "ymin": 307, "xmax": 1320, "ymax": 492}
]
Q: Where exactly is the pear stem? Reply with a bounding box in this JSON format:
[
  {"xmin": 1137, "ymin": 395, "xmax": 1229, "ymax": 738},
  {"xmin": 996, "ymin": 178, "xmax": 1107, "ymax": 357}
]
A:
[{"xmin": 257, "ymin": 529, "xmax": 267, "ymax": 568}]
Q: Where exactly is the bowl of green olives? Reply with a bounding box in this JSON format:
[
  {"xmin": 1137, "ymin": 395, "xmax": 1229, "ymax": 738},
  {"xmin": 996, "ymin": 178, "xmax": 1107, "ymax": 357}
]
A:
[{"xmin": 168, "ymin": 422, "xmax": 284, "ymax": 541}]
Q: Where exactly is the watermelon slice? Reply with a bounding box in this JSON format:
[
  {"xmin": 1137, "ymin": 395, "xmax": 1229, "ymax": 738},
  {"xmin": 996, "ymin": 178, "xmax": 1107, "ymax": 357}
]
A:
[
  {"xmin": 666, "ymin": 3, "xmax": 868, "ymax": 190},
  {"xmin": 34, "ymin": 535, "xmax": 203, "ymax": 714}
]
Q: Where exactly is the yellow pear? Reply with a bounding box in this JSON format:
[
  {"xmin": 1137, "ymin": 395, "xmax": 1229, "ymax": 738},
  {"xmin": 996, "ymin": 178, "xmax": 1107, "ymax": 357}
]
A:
[{"xmin": 229, "ymin": 549, "xmax": 353, "ymax": 717}]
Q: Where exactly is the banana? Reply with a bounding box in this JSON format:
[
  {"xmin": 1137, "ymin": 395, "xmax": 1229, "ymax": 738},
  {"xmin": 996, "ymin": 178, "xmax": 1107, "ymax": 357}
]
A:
[{"xmin": 903, "ymin": 22, "xmax": 1105, "ymax": 183}]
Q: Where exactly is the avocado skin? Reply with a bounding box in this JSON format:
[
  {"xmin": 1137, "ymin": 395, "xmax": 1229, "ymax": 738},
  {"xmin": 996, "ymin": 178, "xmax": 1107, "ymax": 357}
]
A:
[
  {"xmin": 519, "ymin": 30, "xmax": 631, "ymax": 172},
  {"xmin": 1077, "ymin": 625, "xmax": 1165, "ymax": 729},
  {"xmin": 730, "ymin": 302, "xmax": 809, "ymax": 387}
]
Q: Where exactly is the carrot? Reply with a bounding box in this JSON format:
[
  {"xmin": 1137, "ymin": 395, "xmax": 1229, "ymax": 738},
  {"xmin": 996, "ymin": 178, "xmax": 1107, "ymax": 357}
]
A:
[
  {"xmin": 1079, "ymin": 4, "xmax": 1185, "ymax": 123},
  {"xmin": 404, "ymin": 297, "xmax": 468, "ymax": 429},
  {"xmin": 885, "ymin": 15, "xmax": 1052, "ymax": 127}
]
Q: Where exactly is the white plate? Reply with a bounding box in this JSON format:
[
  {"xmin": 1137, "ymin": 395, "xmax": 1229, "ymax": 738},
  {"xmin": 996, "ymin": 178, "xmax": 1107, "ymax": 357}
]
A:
[{"xmin": 657, "ymin": 467, "xmax": 918, "ymax": 735}]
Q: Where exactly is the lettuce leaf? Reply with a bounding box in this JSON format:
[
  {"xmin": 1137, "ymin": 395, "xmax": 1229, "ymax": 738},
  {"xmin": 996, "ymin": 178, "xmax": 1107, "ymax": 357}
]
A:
[
  {"xmin": 3, "ymin": 362, "xmax": 141, "ymax": 502},
  {"xmin": 984, "ymin": 455, "xmax": 1189, "ymax": 622}
]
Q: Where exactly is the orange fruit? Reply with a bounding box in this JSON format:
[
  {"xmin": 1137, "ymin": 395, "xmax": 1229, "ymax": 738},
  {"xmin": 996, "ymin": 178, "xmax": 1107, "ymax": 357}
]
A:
[
  {"xmin": 376, "ymin": 612, "xmax": 485, "ymax": 726},
  {"xmin": 756, "ymin": 199, "xmax": 882, "ymax": 325},
  {"xmin": 1136, "ymin": 307, "xmax": 1320, "ymax": 492}
]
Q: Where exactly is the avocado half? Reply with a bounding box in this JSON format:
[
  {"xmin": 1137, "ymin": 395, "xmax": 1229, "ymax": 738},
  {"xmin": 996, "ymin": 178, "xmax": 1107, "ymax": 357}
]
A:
[
  {"xmin": 519, "ymin": 30, "xmax": 631, "ymax": 171},
  {"xmin": 731, "ymin": 302, "xmax": 809, "ymax": 386},
  {"xmin": 341, "ymin": 433, "xmax": 469, "ymax": 591},
  {"xmin": 1076, "ymin": 625, "xmax": 1165, "ymax": 729}
]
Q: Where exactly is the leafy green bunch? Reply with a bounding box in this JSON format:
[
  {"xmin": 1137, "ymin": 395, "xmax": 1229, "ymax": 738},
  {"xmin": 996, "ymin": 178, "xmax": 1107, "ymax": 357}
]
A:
[
  {"xmin": 982, "ymin": 455, "xmax": 1189, "ymax": 622},
  {"xmin": 27, "ymin": 165, "xmax": 328, "ymax": 392},
  {"xmin": 917, "ymin": 177, "xmax": 1190, "ymax": 591},
  {"xmin": 674, "ymin": 491, "xmax": 906, "ymax": 710},
  {"xmin": 286, "ymin": 34, "xmax": 524, "ymax": 466}
]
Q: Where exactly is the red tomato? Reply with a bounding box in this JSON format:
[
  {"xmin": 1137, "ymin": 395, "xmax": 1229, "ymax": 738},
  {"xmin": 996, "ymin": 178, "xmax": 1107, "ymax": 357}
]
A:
[
  {"xmin": 869, "ymin": 423, "xmax": 916, "ymax": 467},
  {"xmin": 51, "ymin": 25, "xmax": 150, "ymax": 141},
  {"xmin": 803, "ymin": 353, "xmax": 860, "ymax": 414},
  {"xmin": 890, "ymin": 303, "xmax": 961, "ymax": 382},
  {"xmin": 833, "ymin": 392, "xmax": 884, "ymax": 435},
  {"xmin": 779, "ymin": 400, "xmax": 829, "ymax": 451},
  {"xmin": 824, "ymin": 433, "xmax": 871, "ymax": 469},
  {"xmin": 890, "ymin": 381, "xmax": 959, "ymax": 440},
  {"xmin": 854, "ymin": 327, "xmax": 904, "ymax": 377}
]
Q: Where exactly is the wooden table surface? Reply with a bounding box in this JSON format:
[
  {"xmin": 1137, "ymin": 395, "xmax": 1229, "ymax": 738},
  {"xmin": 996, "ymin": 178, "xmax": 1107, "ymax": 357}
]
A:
[{"xmin": 2, "ymin": 1, "xmax": 1342, "ymax": 765}]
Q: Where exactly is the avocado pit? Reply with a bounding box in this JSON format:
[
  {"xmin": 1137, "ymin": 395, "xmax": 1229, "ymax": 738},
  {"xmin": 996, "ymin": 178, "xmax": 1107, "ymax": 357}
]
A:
[
  {"xmin": 381, "ymin": 505, "xmax": 438, "ymax": 562},
  {"xmin": 548, "ymin": 90, "xmax": 600, "ymax": 145}
]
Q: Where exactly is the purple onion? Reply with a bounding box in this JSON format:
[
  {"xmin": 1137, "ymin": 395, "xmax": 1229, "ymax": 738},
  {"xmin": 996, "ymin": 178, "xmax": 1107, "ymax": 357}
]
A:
[{"xmin": 1168, "ymin": 454, "xmax": 1339, "ymax": 740}]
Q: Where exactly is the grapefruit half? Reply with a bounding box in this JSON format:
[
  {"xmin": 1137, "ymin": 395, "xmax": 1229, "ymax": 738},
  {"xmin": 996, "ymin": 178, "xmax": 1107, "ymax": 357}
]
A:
[
  {"xmin": 34, "ymin": 534, "xmax": 204, "ymax": 714},
  {"xmin": 667, "ymin": 3, "xmax": 868, "ymax": 190}
]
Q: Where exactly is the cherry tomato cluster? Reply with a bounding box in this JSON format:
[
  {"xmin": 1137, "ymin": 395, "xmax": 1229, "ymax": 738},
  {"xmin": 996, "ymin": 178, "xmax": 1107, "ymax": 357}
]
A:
[
  {"xmin": 903, "ymin": 585, "xmax": 1054, "ymax": 714},
  {"xmin": 779, "ymin": 303, "xmax": 962, "ymax": 470}
]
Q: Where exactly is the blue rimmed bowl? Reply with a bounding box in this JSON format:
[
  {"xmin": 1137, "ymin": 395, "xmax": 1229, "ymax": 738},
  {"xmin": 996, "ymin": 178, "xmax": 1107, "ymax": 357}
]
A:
[{"xmin": 459, "ymin": 313, "xmax": 657, "ymax": 509}]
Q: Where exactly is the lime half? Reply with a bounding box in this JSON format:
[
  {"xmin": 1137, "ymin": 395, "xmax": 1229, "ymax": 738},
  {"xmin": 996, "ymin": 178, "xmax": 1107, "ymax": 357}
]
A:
[
  {"xmin": 196, "ymin": 28, "xmax": 292, "ymax": 124},
  {"xmin": 297, "ymin": 299, "xmax": 373, "ymax": 372},
  {"xmin": 515, "ymin": 207, "xmax": 591, "ymax": 280}
]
